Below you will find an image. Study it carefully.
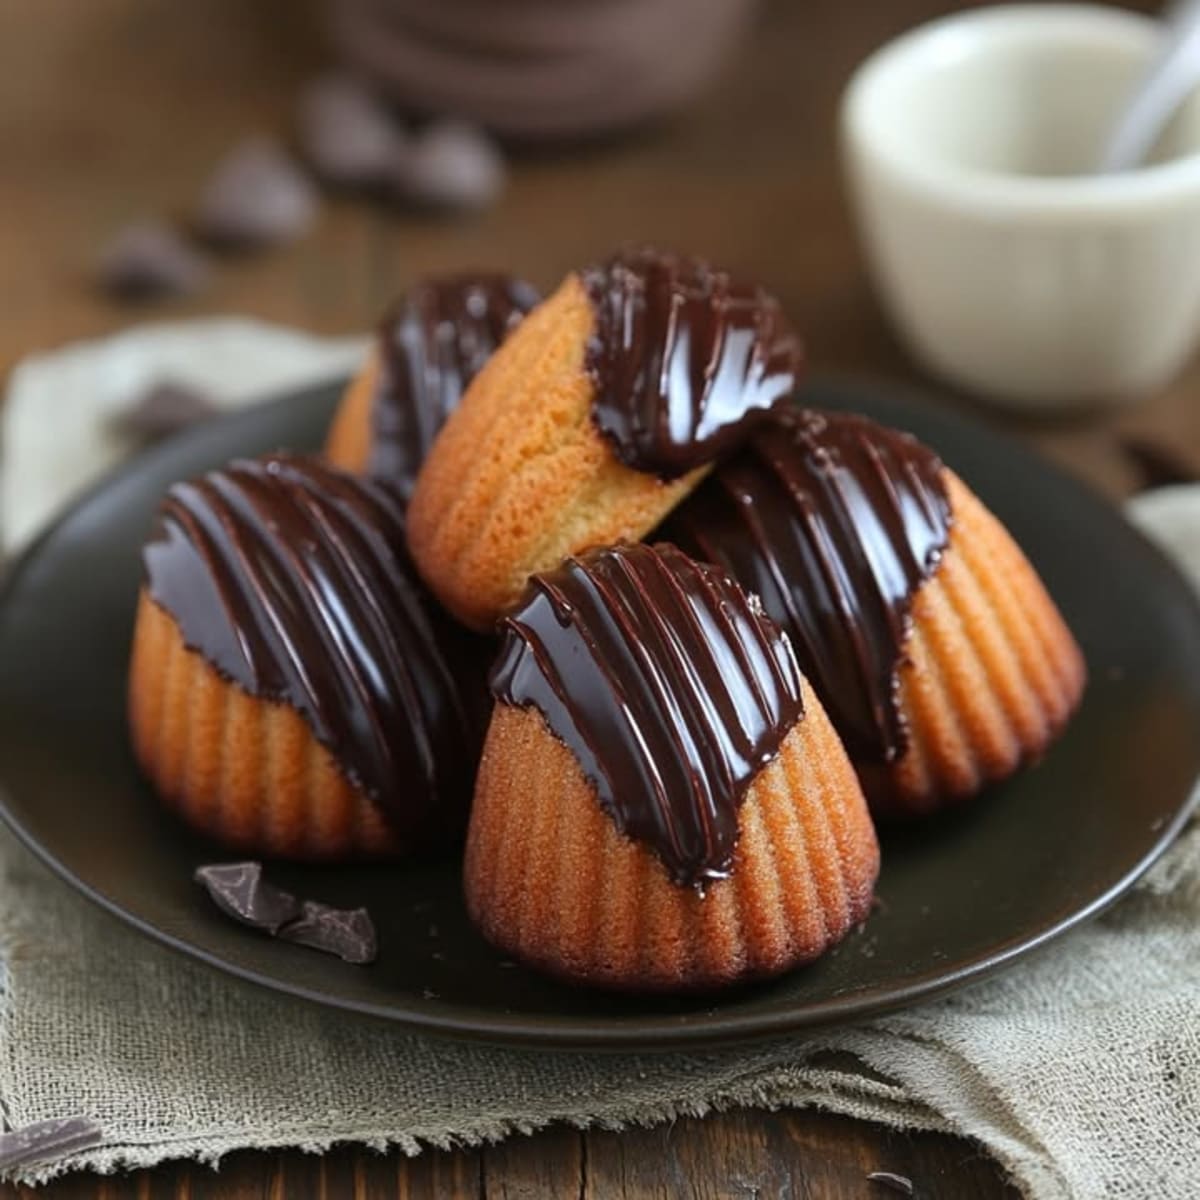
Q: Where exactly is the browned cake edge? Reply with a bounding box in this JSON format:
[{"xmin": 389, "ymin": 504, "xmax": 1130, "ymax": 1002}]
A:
[
  {"xmin": 876, "ymin": 471, "xmax": 1088, "ymax": 817},
  {"xmin": 323, "ymin": 351, "xmax": 377, "ymax": 474}
]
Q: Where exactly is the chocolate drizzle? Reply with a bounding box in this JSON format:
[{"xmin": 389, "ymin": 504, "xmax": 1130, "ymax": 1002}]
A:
[
  {"xmin": 370, "ymin": 273, "xmax": 540, "ymax": 491},
  {"xmin": 581, "ymin": 249, "xmax": 803, "ymax": 478},
  {"xmin": 660, "ymin": 409, "xmax": 952, "ymax": 764},
  {"xmin": 489, "ymin": 542, "xmax": 805, "ymax": 890},
  {"xmin": 142, "ymin": 454, "xmax": 487, "ymax": 842}
]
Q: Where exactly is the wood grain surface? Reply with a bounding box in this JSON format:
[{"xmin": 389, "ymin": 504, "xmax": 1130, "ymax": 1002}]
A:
[{"xmin": 0, "ymin": 0, "xmax": 1181, "ymax": 1196}]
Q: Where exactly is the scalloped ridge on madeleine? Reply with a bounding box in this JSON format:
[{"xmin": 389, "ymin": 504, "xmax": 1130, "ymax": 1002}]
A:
[{"xmin": 877, "ymin": 471, "xmax": 1086, "ymax": 816}]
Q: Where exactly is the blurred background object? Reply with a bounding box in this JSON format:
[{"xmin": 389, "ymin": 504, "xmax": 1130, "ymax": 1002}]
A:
[
  {"xmin": 326, "ymin": 0, "xmax": 760, "ymax": 140},
  {"xmin": 193, "ymin": 137, "xmax": 319, "ymax": 249},
  {"xmin": 842, "ymin": 5, "xmax": 1200, "ymax": 410},
  {"xmin": 0, "ymin": 0, "xmax": 841, "ymax": 382},
  {"xmin": 95, "ymin": 221, "xmax": 210, "ymax": 301},
  {"xmin": 1099, "ymin": 0, "xmax": 1200, "ymax": 171},
  {"xmin": 1, "ymin": 0, "xmax": 1196, "ymax": 502}
]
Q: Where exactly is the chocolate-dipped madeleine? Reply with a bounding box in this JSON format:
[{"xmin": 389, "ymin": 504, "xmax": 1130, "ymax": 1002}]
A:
[
  {"xmin": 463, "ymin": 542, "xmax": 879, "ymax": 992},
  {"xmin": 406, "ymin": 247, "xmax": 804, "ymax": 629},
  {"xmin": 659, "ymin": 409, "xmax": 1086, "ymax": 817},
  {"xmin": 326, "ymin": 271, "xmax": 540, "ymax": 492},
  {"xmin": 128, "ymin": 453, "xmax": 487, "ymax": 859}
]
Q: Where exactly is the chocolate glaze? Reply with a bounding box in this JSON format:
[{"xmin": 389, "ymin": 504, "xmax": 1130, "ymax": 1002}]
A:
[
  {"xmin": 660, "ymin": 409, "xmax": 951, "ymax": 764},
  {"xmin": 370, "ymin": 273, "xmax": 541, "ymax": 492},
  {"xmin": 581, "ymin": 249, "xmax": 803, "ymax": 479},
  {"xmin": 489, "ymin": 542, "xmax": 805, "ymax": 890},
  {"xmin": 142, "ymin": 453, "xmax": 487, "ymax": 843}
]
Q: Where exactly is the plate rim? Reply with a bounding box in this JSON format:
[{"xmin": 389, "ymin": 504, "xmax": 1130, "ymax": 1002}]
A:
[
  {"xmin": 1, "ymin": 375, "xmax": 1197, "ymax": 1050},
  {"xmin": 2, "ymin": 784, "xmax": 1195, "ymax": 1049}
]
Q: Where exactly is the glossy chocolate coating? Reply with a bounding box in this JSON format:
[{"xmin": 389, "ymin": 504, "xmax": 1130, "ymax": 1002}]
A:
[
  {"xmin": 142, "ymin": 453, "xmax": 487, "ymax": 843},
  {"xmin": 660, "ymin": 409, "xmax": 951, "ymax": 764},
  {"xmin": 489, "ymin": 542, "xmax": 805, "ymax": 890},
  {"xmin": 370, "ymin": 273, "xmax": 541, "ymax": 492},
  {"xmin": 581, "ymin": 249, "xmax": 802, "ymax": 478}
]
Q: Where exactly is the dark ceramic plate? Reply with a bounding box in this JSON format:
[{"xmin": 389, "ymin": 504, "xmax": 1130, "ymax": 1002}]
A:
[{"xmin": 1, "ymin": 379, "xmax": 1198, "ymax": 1049}]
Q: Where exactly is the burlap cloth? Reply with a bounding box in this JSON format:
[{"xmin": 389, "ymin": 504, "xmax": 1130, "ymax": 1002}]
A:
[{"xmin": 2, "ymin": 321, "xmax": 1198, "ymax": 1199}]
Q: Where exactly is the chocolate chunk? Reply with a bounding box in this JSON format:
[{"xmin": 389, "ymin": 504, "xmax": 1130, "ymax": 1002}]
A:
[
  {"xmin": 398, "ymin": 119, "xmax": 506, "ymax": 212},
  {"xmin": 1119, "ymin": 434, "xmax": 1200, "ymax": 491},
  {"xmin": 95, "ymin": 220, "xmax": 209, "ymax": 301},
  {"xmin": 195, "ymin": 862, "xmax": 378, "ymax": 965},
  {"xmin": 193, "ymin": 862, "xmax": 302, "ymax": 933},
  {"xmin": 866, "ymin": 1171, "xmax": 915, "ymax": 1195},
  {"xmin": 0, "ymin": 1117, "xmax": 103, "ymax": 1171},
  {"xmin": 298, "ymin": 73, "xmax": 408, "ymax": 188},
  {"xmin": 110, "ymin": 379, "xmax": 219, "ymax": 446},
  {"xmin": 278, "ymin": 900, "xmax": 378, "ymax": 964},
  {"xmin": 195, "ymin": 138, "xmax": 319, "ymax": 248}
]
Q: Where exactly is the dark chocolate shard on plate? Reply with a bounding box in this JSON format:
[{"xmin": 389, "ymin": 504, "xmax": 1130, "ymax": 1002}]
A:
[
  {"xmin": 0, "ymin": 1117, "xmax": 103, "ymax": 1172},
  {"xmin": 194, "ymin": 862, "xmax": 301, "ymax": 933},
  {"xmin": 95, "ymin": 220, "xmax": 209, "ymax": 301},
  {"xmin": 278, "ymin": 900, "xmax": 378, "ymax": 965},
  {"xmin": 195, "ymin": 138, "xmax": 319, "ymax": 249},
  {"xmin": 110, "ymin": 380, "xmax": 219, "ymax": 447},
  {"xmin": 194, "ymin": 862, "xmax": 378, "ymax": 964}
]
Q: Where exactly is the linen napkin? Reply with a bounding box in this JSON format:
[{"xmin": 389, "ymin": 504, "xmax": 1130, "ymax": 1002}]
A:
[
  {"xmin": 2, "ymin": 320, "xmax": 1199, "ymax": 1200},
  {"xmin": 0, "ymin": 318, "xmax": 367, "ymax": 555}
]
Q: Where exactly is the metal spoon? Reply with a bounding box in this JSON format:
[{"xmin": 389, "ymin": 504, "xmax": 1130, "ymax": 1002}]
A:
[{"xmin": 1099, "ymin": 0, "xmax": 1200, "ymax": 172}]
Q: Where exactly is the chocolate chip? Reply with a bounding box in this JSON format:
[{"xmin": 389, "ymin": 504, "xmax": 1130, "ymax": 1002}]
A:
[
  {"xmin": 278, "ymin": 900, "xmax": 378, "ymax": 965},
  {"xmin": 194, "ymin": 862, "xmax": 302, "ymax": 934},
  {"xmin": 867, "ymin": 1171, "xmax": 915, "ymax": 1195},
  {"xmin": 195, "ymin": 863, "xmax": 377, "ymax": 965},
  {"xmin": 397, "ymin": 119, "xmax": 506, "ymax": 213},
  {"xmin": 0, "ymin": 1117, "xmax": 103, "ymax": 1171},
  {"xmin": 110, "ymin": 379, "xmax": 219, "ymax": 446},
  {"xmin": 298, "ymin": 74, "xmax": 408, "ymax": 188},
  {"xmin": 95, "ymin": 220, "xmax": 209, "ymax": 301},
  {"xmin": 1118, "ymin": 434, "xmax": 1200, "ymax": 492},
  {"xmin": 195, "ymin": 138, "xmax": 319, "ymax": 249}
]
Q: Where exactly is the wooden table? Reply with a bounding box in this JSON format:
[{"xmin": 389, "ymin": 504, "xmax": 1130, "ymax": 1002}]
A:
[{"xmin": 0, "ymin": 0, "xmax": 1188, "ymax": 1196}]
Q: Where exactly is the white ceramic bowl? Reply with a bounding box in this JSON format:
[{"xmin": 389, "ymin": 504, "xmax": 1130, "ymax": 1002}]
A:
[{"xmin": 841, "ymin": 4, "xmax": 1200, "ymax": 410}]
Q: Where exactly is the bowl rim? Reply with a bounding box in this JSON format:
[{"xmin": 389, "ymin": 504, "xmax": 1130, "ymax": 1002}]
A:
[{"xmin": 840, "ymin": 2, "xmax": 1200, "ymax": 215}]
